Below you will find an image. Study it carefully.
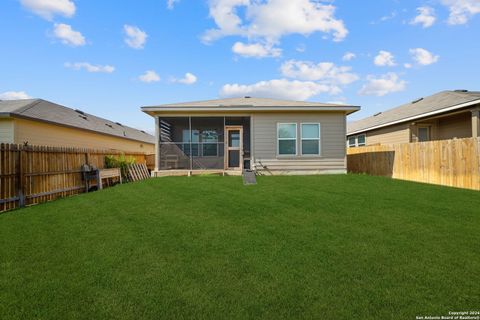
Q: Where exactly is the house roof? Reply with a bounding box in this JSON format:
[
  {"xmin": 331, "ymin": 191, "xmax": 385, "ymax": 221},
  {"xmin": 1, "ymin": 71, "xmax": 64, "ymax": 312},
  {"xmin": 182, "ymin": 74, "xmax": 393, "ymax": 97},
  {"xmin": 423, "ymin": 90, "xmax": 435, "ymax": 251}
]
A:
[
  {"xmin": 142, "ymin": 97, "xmax": 360, "ymax": 115},
  {"xmin": 0, "ymin": 99, "xmax": 155, "ymax": 144},
  {"xmin": 347, "ymin": 90, "xmax": 480, "ymax": 135}
]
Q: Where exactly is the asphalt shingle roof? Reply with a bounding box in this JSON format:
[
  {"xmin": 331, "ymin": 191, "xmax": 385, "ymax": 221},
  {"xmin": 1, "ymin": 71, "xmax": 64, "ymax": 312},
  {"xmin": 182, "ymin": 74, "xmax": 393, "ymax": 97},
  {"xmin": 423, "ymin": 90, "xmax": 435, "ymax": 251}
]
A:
[
  {"xmin": 142, "ymin": 97, "xmax": 360, "ymax": 117},
  {"xmin": 144, "ymin": 97, "xmax": 356, "ymax": 108},
  {"xmin": 0, "ymin": 99, "xmax": 154, "ymax": 144},
  {"xmin": 347, "ymin": 90, "xmax": 480, "ymax": 135}
]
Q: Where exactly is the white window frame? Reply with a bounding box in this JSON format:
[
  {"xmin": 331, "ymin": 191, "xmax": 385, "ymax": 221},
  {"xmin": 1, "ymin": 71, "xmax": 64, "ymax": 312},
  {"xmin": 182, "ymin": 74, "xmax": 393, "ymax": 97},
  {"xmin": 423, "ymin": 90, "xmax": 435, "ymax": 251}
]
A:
[
  {"xmin": 348, "ymin": 136, "xmax": 357, "ymax": 148},
  {"xmin": 357, "ymin": 134, "xmax": 366, "ymax": 147},
  {"xmin": 277, "ymin": 123, "xmax": 297, "ymax": 156},
  {"xmin": 300, "ymin": 123, "xmax": 321, "ymax": 156}
]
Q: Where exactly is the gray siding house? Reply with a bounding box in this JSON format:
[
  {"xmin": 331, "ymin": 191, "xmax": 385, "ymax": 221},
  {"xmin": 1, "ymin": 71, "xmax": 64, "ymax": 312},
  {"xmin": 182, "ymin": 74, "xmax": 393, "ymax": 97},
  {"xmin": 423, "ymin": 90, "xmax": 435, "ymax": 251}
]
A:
[
  {"xmin": 142, "ymin": 97, "xmax": 360, "ymax": 176},
  {"xmin": 347, "ymin": 90, "xmax": 480, "ymax": 147}
]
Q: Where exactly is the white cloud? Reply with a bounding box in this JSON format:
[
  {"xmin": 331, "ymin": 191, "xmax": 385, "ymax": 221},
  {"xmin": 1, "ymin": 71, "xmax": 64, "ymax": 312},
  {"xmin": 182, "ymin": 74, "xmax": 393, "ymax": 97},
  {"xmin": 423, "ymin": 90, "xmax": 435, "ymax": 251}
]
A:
[
  {"xmin": 139, "ymin": 70, "xmax": 161, "ymax": 83},
  {"xmin": 65, "ymin": 62, "xmax": 115, "ymax": 73},
  {"xmin": 220, "ymin": 79, "xmax": 340, "ymax": 101},
  {"xmin": 123, "ymin": 25, "xmax": 148, "ymax": 49},
  {"xmin": 203, "ymin": 0, "xmax": 348, "ymax": 45},
  {"xmin": 409, "ymin": 48, "xmax": 439, "ymax": 65},
  {"xmin": 295, "ymin": 44, "xmax": 306, "ymax": 53},
  {"xmin": 20, "ymin": 0, "xmax": 75, "ymax": 20},
  {"xmin": 374, "ymin": 50, "xmax": 396, "ymax": 67},
  {"xmin": 280, "ymin": 60, "xmax": 359, "ymax": 85},
  {"xmin": 410, "ymin": 6, "xmax": 436, "ymax": 28},
  {"xmin": 359, "ymin": 73, "xmax": 406, "ymax": 96},
  {"xmin": 342, "ymin": 52, "xmax": 356, "ymax": 61},
  {"xmin": 404, "ymin": 63, "xmax": 413, "ymax": 69},
  {"xmin": 0, "ymin": 91, "xmax": 31, "ymax": 100},
  {"xmin": 380, "ymin": 11, "xmax": 397, "ymax": 22},
  {"xmin": 236, "ymin": 60, "xmax": 360, "ymax": 101},
  {"xmin": 371, "ymin": 11, "xmax": 397, "ymax": 24},
  {"xmin": 441, "ymin": 0, "xmax": 480, "ymax": 25},
  {"xmin": 232, "ymin": 42, "xmax": 281, "ymax": 58},
  {"xmin": 53, "ymin": 23, "xmax": 85, "ymax": 46},
  {"xmin": 173, "ymin": 72, "xmax": 197, "ymax": 85},
  {"xmin": 167, "ymin": 0, "xmax": 180, "ymax": 9},
  {"xmin": 327, "ymin": 98, "xmax": 348, "ymax": 105}
]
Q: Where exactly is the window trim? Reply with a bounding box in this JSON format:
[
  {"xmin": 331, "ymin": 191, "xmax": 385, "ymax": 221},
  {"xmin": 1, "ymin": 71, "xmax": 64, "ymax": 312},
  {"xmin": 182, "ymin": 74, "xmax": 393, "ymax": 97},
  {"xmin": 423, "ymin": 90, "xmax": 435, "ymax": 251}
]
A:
[
  {"xmin": 347, "ymin": 134, "xmax": 367, "ymax": 148},
  {"xmin": 348, "ymin": 136, "xmax": 357, "ymax": 148},
  {"xmin": 417, "ymin": 126, "xmax": 431, "ymax": 142},
  {"xmin": 357, "ymin": 134, "xmax": 366, "ymax": 147},
  {"xmin": 277, "ymin": 122, "xmax": 298, "ymax": 156},
  {"xmin": 300, "ymin": 123, "xmax": 321, "ymax": 156}
]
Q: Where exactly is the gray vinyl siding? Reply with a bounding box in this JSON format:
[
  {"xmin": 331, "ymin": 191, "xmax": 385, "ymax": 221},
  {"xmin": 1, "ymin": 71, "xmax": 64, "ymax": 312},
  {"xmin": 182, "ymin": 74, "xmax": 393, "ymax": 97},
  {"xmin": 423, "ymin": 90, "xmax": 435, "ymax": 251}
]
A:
[{"xmin": 252, "ymin": 112, "xmax": 347, "ymax": 173}]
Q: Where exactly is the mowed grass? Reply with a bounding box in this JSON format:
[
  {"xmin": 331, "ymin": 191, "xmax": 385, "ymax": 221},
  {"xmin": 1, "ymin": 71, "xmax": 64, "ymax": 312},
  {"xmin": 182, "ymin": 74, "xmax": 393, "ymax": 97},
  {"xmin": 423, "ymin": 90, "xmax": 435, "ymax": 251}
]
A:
[{"xmin": 1, "ymin": 175, "xmax": 479, "ymax": 319}]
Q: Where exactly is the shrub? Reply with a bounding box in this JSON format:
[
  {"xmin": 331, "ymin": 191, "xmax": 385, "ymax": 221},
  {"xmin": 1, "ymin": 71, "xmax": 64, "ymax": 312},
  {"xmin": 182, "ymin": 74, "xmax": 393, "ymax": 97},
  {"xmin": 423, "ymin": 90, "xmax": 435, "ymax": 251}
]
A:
[{"xmin": 105, "ymin": 154, "xmax": 136, "ymax": 181}]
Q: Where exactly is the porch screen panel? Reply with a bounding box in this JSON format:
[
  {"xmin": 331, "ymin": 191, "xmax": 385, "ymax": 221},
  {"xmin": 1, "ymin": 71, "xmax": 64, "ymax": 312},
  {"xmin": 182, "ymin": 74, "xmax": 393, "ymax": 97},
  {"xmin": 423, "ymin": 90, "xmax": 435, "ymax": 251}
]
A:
[
  {"xmin": 191, "ymin": 117, "xmax": 225, "ymax": 170},
  {"xmin": 159, "ymin": 117, "xmax": 191, "ymax": 170}
]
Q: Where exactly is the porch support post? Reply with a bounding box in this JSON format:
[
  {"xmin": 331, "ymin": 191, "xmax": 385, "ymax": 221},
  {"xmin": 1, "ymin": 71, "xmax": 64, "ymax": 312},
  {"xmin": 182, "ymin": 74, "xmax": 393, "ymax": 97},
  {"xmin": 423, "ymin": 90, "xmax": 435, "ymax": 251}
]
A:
[
  {"xmin": 472, "ymin": 107, "xmax": 480, "ymax": 138},
  {"xmin": 189, "ymin": 116, "xmax": 193, "ymax": 172},
  {"xmin": 223, "ymin": 116, "xmax": 226, "ymax": 171},
  {"xmin": 410, "ymin": 123, "xmax": 417, "ymax": 142},
  {"xmin": 250, "ymin": 114, "xmax": 254, "ymax": 170},
  {"xmin": 155, "ymin": 116, "xmax": 160, "ymax": 172}
]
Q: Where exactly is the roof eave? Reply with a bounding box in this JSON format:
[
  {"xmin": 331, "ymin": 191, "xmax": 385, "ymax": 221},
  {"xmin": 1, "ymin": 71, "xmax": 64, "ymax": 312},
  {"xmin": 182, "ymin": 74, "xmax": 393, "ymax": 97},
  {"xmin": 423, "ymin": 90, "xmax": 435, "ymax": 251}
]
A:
[
  {"xmin": 7, "ymin": 113, "xmax": 155, "ymax": 145},
  {"xmin": 141, "ymin": 105, "xmax": 361, "ymax": 116},
  {"xmin": 347, "ymin": 98, "xmax": 480, "ymax": 135}
]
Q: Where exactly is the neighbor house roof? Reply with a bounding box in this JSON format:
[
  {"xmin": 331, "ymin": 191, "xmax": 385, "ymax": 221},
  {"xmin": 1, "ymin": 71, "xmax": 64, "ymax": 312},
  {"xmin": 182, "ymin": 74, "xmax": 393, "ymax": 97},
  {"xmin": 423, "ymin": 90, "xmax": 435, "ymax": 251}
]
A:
[
  {"xmin": 0, "ymin": 99, "xmax": 155, "ymax": 144},
  {"xmin": 347, "ymin": 90, "xmax": 480, "ymax": 135},
  {"xmin": 142, "ymin": 97, "xmax": 360, "ymax": 115}
]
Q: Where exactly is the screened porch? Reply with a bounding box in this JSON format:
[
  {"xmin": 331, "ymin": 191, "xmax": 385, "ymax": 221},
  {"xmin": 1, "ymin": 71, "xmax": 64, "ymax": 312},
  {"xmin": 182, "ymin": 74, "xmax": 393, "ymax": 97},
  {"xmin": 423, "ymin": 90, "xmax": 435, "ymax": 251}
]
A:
[{"xmin": 157, "ymin": 116, "xmax": 251, "ymax": 172}]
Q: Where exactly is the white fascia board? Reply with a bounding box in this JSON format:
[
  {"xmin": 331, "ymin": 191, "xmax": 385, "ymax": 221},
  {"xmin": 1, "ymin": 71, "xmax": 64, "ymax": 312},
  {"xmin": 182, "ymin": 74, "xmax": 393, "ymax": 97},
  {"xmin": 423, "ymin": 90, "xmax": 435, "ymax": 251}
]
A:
[
  {"xmin": 347, "ymin": 99, "xmax": 480, "ymax": 136},
  {"xmin": 142, "ymin": 106, "xmax": 360, "ymax": 114}
]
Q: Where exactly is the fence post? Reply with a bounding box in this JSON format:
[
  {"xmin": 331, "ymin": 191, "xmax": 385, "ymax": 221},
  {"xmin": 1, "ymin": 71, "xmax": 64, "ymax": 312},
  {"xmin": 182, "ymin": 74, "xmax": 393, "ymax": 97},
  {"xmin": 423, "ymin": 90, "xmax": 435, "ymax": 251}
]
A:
[{"xmin": 16, "ymin": 146, "xmax": 25, "ymax": 208}]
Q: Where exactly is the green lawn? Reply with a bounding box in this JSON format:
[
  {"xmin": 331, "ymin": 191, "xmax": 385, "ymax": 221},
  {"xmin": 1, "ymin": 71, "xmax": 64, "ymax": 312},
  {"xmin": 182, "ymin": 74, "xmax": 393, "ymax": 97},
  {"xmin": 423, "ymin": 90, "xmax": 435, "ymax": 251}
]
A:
[{"xmin": 1, "ymin": 175, "xmax": 479, "ymax": 319}]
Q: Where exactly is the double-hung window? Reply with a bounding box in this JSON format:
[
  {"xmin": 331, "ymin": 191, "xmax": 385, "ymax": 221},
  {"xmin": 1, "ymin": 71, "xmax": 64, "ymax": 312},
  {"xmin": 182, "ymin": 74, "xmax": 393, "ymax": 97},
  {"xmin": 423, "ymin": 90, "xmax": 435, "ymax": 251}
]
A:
[
  {"xmin": 357, "ymin": 134, "xmax": 366, "ymax": 147},
  {"xmin": 348, "ymin": 134, "xmax": 367, "ymax": 147},
  {"xmin": 348, "ymin": 136, "xmax": 356, "ymax": 148},
  {"xmin": 278, "ymin": 123, "xmax": 297, "ymax": 155},
  {"xmin": 301, "ymin": 123, "xmax": 321, "ymax": 155}
]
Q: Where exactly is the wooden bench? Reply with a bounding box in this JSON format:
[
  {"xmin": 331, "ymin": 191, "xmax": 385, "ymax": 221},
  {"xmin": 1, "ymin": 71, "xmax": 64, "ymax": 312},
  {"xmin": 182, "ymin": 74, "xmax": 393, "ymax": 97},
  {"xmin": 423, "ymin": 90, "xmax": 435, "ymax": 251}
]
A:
[{"xmin": 98, "ymin": 168, "xmax": 122, "ymax": 190}]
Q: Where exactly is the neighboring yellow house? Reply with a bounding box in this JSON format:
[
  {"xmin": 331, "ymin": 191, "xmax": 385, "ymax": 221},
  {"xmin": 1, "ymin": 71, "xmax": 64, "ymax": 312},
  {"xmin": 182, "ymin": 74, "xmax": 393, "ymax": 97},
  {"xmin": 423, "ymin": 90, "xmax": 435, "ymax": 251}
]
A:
[
  {"xmin": 347, "ymin": 90, "xmax": 480, "ymax": 147},
  {"xmin": 0, "ymin": 99, "xmax": 154, "ymax": 153}
]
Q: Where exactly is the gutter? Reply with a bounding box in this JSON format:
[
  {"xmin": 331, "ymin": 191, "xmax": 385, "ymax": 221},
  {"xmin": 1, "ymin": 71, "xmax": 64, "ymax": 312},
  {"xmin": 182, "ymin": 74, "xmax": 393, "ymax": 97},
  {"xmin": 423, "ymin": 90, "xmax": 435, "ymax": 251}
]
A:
[
  {"xmin": 142, "ymin": 105, "xmax": 361, "ymax": 115},
  {"xmin": 347, "ymin": 98, "xmax": 480, "ymax": 136}
]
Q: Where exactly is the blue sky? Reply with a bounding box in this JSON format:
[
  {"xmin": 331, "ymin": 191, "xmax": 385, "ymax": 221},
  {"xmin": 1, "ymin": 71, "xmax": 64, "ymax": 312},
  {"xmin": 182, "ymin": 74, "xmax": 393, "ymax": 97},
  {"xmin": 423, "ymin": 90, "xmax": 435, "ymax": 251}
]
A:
[{"xmin": 1, "ymin": 0, "xmax": 479, "ymax": 132}]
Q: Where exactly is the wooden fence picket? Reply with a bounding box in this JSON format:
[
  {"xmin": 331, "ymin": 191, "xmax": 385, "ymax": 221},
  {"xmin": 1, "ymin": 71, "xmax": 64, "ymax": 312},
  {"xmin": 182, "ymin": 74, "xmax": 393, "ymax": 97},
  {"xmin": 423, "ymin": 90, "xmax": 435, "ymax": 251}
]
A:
[
  {"xmin": 0, "ymin": 143, "xmax": 153, "ymax": 213},
  {"xmin": 347, "ymin": 137, "xmax": 480, "ymax": 191}
]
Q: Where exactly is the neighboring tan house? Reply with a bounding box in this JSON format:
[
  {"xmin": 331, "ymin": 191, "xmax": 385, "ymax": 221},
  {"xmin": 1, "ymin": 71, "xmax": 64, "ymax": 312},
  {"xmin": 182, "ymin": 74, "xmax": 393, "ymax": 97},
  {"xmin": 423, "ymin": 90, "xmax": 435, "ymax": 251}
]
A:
[
  {"xmin": 141, "ymin": 97, "xmax": 360, "ymax": 176},
  {"xmin": 0, "ymin": 99, "xmax": 155, "ymax": 153},
  {"xmin": 347, "ymin": 90, "xmax": 480, "ymax": 147}
]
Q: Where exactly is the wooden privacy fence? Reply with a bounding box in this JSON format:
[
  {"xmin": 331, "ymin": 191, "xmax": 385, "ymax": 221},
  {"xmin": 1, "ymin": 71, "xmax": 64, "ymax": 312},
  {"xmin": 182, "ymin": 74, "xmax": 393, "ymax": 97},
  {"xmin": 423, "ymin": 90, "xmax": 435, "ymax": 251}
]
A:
[
  {"xmin": 0, "ymin": 143, "xmax": 151, "ymax": 213},
  {"xmin": 146, "ymin": 154, "xmax": 155, "ymax": 171},
  {"xmin": 347, "ymin": 137, "xmax": 480, "ymax": 191}
]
